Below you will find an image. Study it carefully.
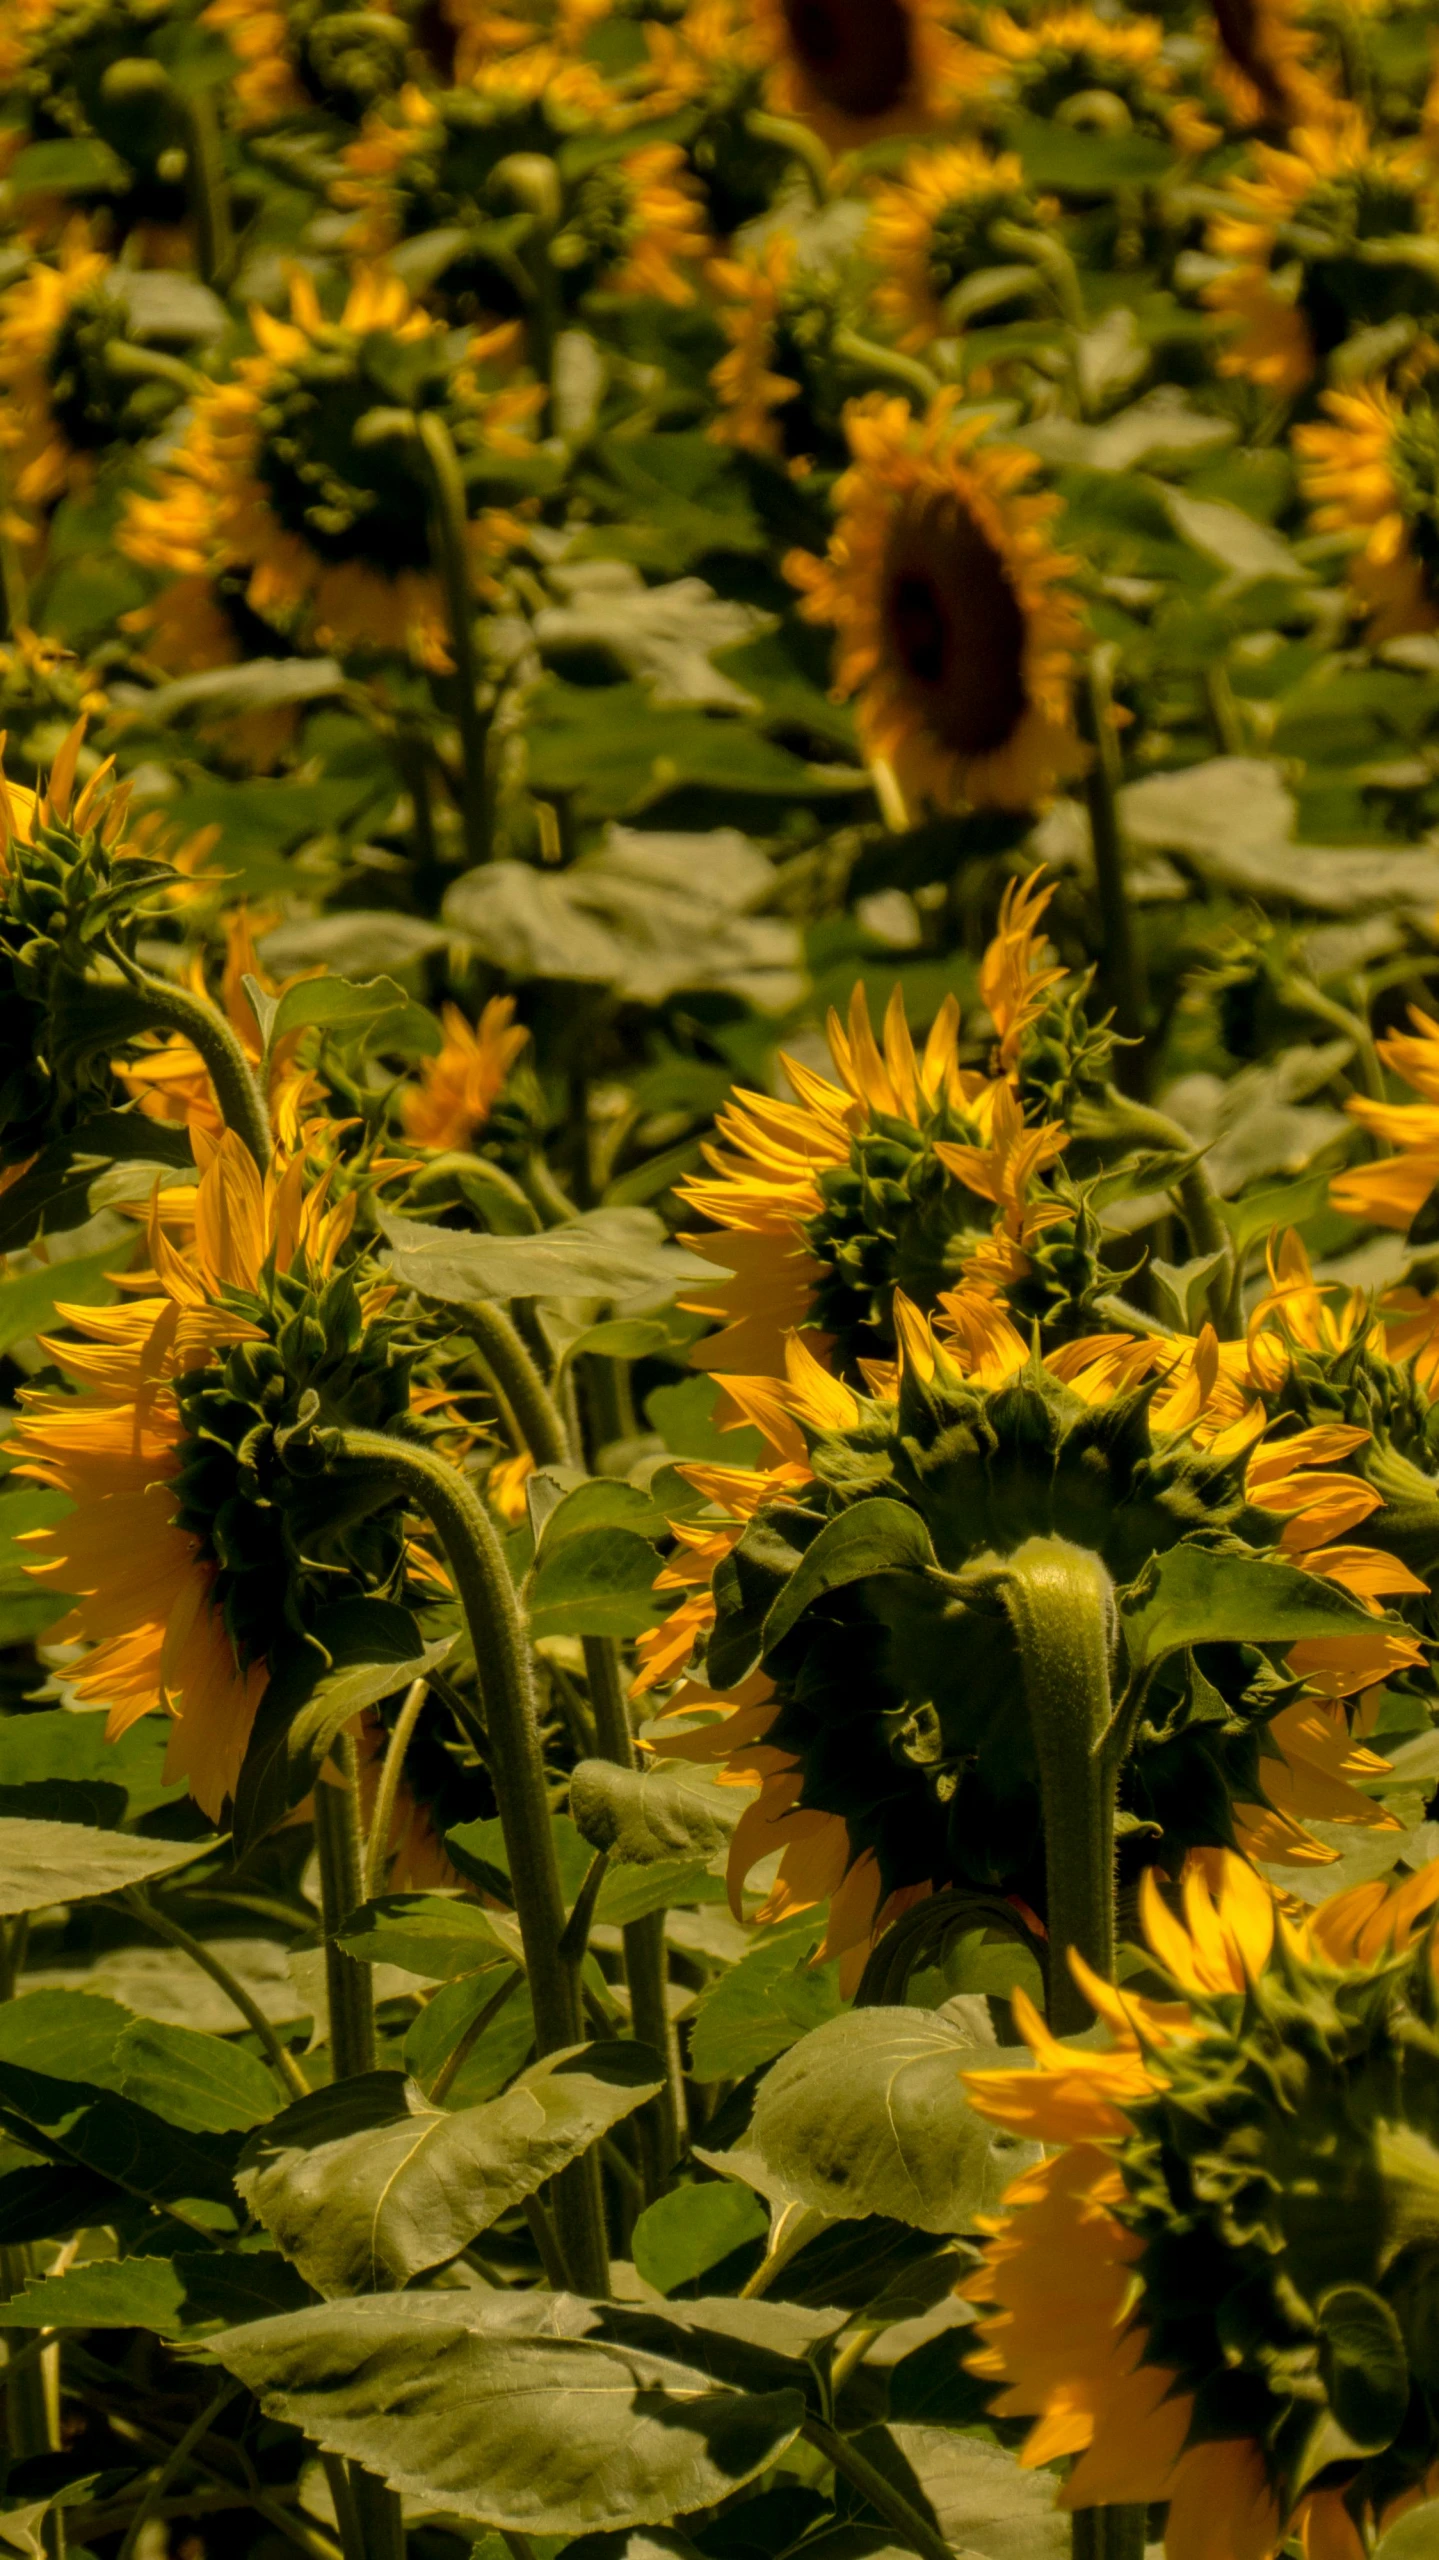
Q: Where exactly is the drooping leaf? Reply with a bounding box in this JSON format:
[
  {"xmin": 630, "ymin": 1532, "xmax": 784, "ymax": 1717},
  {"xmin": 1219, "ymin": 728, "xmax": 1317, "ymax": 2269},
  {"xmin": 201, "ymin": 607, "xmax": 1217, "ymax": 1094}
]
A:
[
  {"xmin": 571, "ymin": 1762, "xmax": 742, "ymax": 1868},
  {"xmin": 0, "ymin": 1993, "xmax": 243, "ymax": 2223},
  {"xmin": 761, "ymin": 1501, "xmax": 937, "ymax": 1655},
  {"xmin": 236, "ymin": 2046, "xmax": 662, "ymax": 2294},
  {"xmin": 232, "ymin": 1600, "xmax": 453, "ymax": 1855},
  {"xmin": 1120, "ymin": 1545, "xmax": 1383, "ymax": 1673},
  {"xmin": 381, "ymin": 1206, "xmax": 718, "ymax": 1309},
  {"xmin": 208, "ymin": 2291, "xmax": 807, "ymax": 2530},
  {"xmin": 747, "ymin": 2008, "xmax": 1037, "ymax": 2235},
  {"xmin": 0, "ymin": 1820, "xmax": 219, "ymax": 1917}
]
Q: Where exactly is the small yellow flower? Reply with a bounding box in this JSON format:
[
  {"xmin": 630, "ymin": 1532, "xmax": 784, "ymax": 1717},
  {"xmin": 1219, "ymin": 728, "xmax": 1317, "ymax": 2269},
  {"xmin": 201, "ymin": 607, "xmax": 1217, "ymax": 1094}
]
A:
[
  {"xmin": 787, "ymin": 390, "xmax": 1086, "ymax": 814},
  {"xmin": 399, "ymin": 997, "xmax": 530, "ymax": 1153},
  {"xmin": 1333, "ymin": 1002, "xmax": 1439, "ymax": 1230}
]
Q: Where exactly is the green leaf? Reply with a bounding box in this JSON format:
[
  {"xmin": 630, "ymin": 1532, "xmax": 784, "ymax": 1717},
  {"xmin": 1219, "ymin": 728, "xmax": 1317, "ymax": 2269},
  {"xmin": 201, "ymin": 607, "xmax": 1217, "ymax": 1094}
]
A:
[
  {"xmin": 0, "ymin": 2161, "xmax": 121, "ymax": 2248},
  {"xmin": 7, "ymin": 139, "xmax": 131, "ymax": 193},
  {"xmin": 207, "ymin": 2292, "xmax": 807, "ymax": 2531},
  {"xmin": 520, "ymin": 679, "xmax": 866, "ymax": 824},
  {"xmin": 0, "ymin": 1243, "xmax": 123, "ymax": 1356},
  {"xmin": 238, "ymin": 2049, "xmax": 661, "ymax": 2295},
  {"xmin": 535, "ymin": 1478, "xmax": 672, "ymax": 1547},
  {"xmin": 1010, "ymin": 113, "xmax": 1173, "ymax": 189},
  {"xmin": 528, "ymin": 1528, "xmax": 667, "ymax": 1639},
  {"xmin": 762, "ymin": 1501, "xmax": 937, "ymax": 1655},
  {"xmin": 0, "ymin": 1992, "xmax": 243, "ymax": 2223},
  {"xmin": 402, "ymin": 1972, "xmax": 535, "ymax": 2108},
  {"xmin": 1376, "ymin": 2501, "xmax": 1439, "ymax": 2558},
  {"xmin": 269, "ymin": 973, "xmax": 441, "ymax": 1057},
  {"xmin": 1120, "ymin": 1544, "xmax": 1383, "ymax": 1672},
  {"xmin": 232, "ymin": 1600, "xmax": 453, "ymax": 1855},
  {"xmin": 1164, "ymin": 488, "xmax": 1308, "ymax": 588},
  {"xmin": 748, "ymin": 2009, "xmax": 1036, "ymax": 2234},
  {"xmin": 631, "ymin": 2181, "xmax": 768, "ymax": 2296},
  {"xmin": 0, "ymin": 2249, "xmax": 310, "ymax": 2338},
  {"xmin": 843, "ymin": 2426, "xmax": 1067, "ymax": 2560},
  {"xmin": 571, "ymin": 1762, "xmax": 741, "ymax": 1868},
  {"xmin": 688, "ymin": 1914, "xmax": 841, "ymax": 2083},
  {"xmin": 0, "ymin": 1819, "xmax": 218, "ymax": 1917},
  {"xmin": 381, "ymin": 1206, "xmax": 717, "ymax": 1309},
  {"xmin": 113, "ymin": 2019, "xmax": 282, "ymax": 2135},
  {"xmin": 335, "ymin": 1894, "xmax": 520, "ymax": 1982},
  {"xmin": 0, "ymin": 1702, "xmax": 183, "ymax": 1823}
]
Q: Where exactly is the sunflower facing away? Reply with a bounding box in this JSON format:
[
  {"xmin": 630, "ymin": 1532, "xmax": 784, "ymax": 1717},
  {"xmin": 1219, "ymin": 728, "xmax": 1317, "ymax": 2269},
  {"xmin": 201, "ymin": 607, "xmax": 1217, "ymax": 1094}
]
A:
[
  {"xmin": 400, "ymin": 996, "xmax": 530, "ymax": 1152},
  {"xmin": 1205, "ymin": 113, "xmax": 1439, "ymax": 395},
  {"xmin": 787, "ymin": 391, "xmax": 1086, "ymax": 815},
  {"xmin": 119, "ymin": 268, "xmax": 542, "ymax": 671},
  {"xmin": 750, "ymin": 0, "xmax": 990, "ymax": 151},
  {"xmin": 0, "ymin": 224, "xmax": 191, "ymax": 539},
  {"xmin": 963, "ymin": 1851, "xmax": 1439, "ymax": 2557},
  {"xmin": 13, "ymin": 1124, "xmax": 415, "ymax": 1815},
  {"xmin": 867, "ymin": 142, "xmax": 1039, "ymax": 349},
  {"xmin": 1296, "ymin": 378, "xmax": 1439, "ymax": 641},
  {"xmin": 978, "ymin": 7, "xmax": 1218, "ymax": 159}
]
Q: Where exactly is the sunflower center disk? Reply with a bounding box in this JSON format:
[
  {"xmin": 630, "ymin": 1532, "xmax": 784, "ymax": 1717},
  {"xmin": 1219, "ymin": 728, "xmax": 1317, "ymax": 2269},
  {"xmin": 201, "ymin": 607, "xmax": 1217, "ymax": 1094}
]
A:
[
  {"xmin": 884, "ymin": 494, "xmax": 1029, "ymax": 759},
  {"xmin": 782, "ymin": 0, "xmax": 914, "ymax": 118}
]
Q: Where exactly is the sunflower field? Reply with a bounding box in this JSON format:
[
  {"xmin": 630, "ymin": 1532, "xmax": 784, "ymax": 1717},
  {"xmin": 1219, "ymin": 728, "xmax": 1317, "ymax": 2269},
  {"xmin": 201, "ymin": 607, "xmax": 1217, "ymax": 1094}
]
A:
[{"xmin": 13, "ymin": 2, "xmax": 1439, "ymax": 2559}]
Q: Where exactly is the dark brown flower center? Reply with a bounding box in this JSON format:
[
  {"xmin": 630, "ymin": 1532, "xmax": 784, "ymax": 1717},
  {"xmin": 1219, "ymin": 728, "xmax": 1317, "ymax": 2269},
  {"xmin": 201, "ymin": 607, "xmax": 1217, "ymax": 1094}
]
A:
[
  {"xmin": 781, "ymin": 0, "xmax": 914, "ymax": 119},
  {"xmin": 884, "ymin": 493, "xmax": 1028, "ymax": 758},
  {"xmin": 1211, "ymin": 0, "xmax": 1287, "ymax": 116}
]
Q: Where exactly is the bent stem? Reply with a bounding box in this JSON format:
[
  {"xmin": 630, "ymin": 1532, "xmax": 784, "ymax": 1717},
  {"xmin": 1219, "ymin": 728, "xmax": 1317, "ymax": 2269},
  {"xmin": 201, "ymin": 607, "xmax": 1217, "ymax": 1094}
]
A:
[
  {"xmin": 417, "ymin": 411, "xmax": 491, "ymax": 872},
  {"xmin": 998, "ymin": 1540, "xmax": 1146, "ymax": 2560},
  {"xmin": 467, "ymin": 1298, "xmax": 573, "ymax": 1469},
  {"xmin": 114, "ymin": 969, "xmax": 271, "ymax": 1170},
  {"xmin": 313, "ymin": 1733, "xmax": 377, "ymax": 2080},
  {"xmin": 125, "ymin": 1889, "xmax": 309, "ymax": 2101},
  {"xmin": 321, "ymin": 1426, "xmax": 609, "ymax": 2295}
]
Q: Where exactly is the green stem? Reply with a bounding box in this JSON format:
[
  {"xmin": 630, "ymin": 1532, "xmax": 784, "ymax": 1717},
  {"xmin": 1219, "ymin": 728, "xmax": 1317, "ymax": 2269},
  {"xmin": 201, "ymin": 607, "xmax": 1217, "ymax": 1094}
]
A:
[
  {"xmin": 832, "ymin": 327, "xmax": 941, "ymax": 405},
  {"xmin": 125, "ymin": 1891, "xmax": 309, "ymax": 2101},
  {"xmin": 999, "ymin": 1538, "xmax": 1117, "ymax": 2036},
  {"xmin": 742, "ymin": 106, "xmax": 831, "ymax": 202},
  {"xmin": 319, "ymin": 1427, "xmax": 608, "ymax": 2296},
  {"xmin": 362, "ymin": 1677, "xmax": 430, "ymax": 1900},
  {"xmin": 990, "ymin": 219, "xmax": 1087, "ymax": 333},
  {"xmin": 1102, "ymin": 1093, "xmax": 1239, "ymax": 1337},
  {"xmin": 468, "ymin": 1300, "xmax": 574, "ymax": 1467},
  {"xmin": 1080, "ymin": 653, "xmax": 1147, "ymax": 1082},
  {"xmin": 417, "ymin": 411, "xmax": 491, "ymax": 872},
  {"xmin": 115, "ymin": 2382, "xmax": 241, "ymax": 2560},
  {"xmin": 115, "ymin": 970, "xmax": 271, "ymax": 1169},
  {"xmin": 2, "ymin": 2243, "xmax": 56, "ymax": 2458},
  {"xmin": 521, "ymin": 1152, "xmax": 580, "ymax": 1227},
  {"xmin": 102, "ymin": 340, "xmax": 203, "ymax": 399},
  {"xmin": 1070, "ymin": 2506, "xmax": 1148, "ymax": 2560},
  {"xmin": 181, "ymin": 89, "xmax": 235, "ymax": 288},
  {"xmin": 426, "ymin": 1964, "xmax": 523, "ymax": 2106},
  {"xmin": 583, "ymin": 1633, "xmax": 685, "ymax": 2189},
  {"xmin": 1281, "ymin": 973, "xmax": 1385, "ymax": 1107},
  {"xmin": 801, "ymin": 2421, "xmax": 956, "ymax": 2560},
  {"xmin": 313, "ymin": 1734, "xmax": 377, "ymax": 2080}
]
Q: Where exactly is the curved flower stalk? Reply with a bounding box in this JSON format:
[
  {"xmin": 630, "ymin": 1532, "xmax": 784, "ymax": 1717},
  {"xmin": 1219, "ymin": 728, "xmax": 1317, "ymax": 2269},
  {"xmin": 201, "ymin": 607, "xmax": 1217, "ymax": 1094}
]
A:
[
  {"xmin": 786, "ymin": 391, "xmax": 1087, "ymax": 815},
  {"xmin": 11, "ymin": 1122, "xmax": 416, "ymax": 1815},
  {"xmin": 963, "ymin": 1850, "xmax": 1439, "ymax": 2558},
  {"xmin": 866, "ymin": 142, "xmax": 1047, "ymax": 351}
]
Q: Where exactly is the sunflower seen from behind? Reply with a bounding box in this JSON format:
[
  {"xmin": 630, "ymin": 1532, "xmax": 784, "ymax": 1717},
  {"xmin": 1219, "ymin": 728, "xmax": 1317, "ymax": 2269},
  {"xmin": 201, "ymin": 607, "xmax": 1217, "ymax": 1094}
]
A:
[
  {"xmin": 964, "ymin": 1851, "xmax": 1439, "ymax": 2558},
  {"xmin": 13, "ymin": 1119, "xmax": 418, "ymax": 1816},
  {"xmin": 786, "ymin": 390, "xmax": 1086, "ymax": 815},
  {"xmin": 866, "ymin": 141, "xmax": 1041, "ymax": 350}
]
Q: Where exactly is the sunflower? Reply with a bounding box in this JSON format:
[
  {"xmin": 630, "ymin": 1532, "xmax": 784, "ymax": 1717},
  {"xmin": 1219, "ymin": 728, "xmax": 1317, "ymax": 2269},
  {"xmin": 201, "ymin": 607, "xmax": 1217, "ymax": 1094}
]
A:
[
  {"xmin": 867, "ymin": 142, "xmax": 1040, "ymax": 350},
  {"xmin": 0, "ymin": 224, "xmax": 194, "ymax": 540},
  {"xmin": 1205, "ymin": 113, "xmax": 1439, "ymax": 395},
  {"xmin": 399, "ymin": 997, "xmax": 530, "ymax": 1152},
  {"xmin": 647, "ymin": 1277, "xmax": 1423, "ymax": 1986},
  {"xmin": 963, "ymin": 1850, "xmax": 1439, "ymax": 2557},
  {"xmin": 1332, "ymin": 1000, "xmax": 1439, "ymax": 1232},
  {"xmin": 750, "ymin": 0, "xmax": 991, "ymax": 151},
  {"xmin": 677, "ymin": 874, "xmax": 1069, "ymax": 1408},
  {"xmin": 12, "ymin": 1123, "xmax": 415, "ymax": 1816},
  {"xmin": 116, "ymin": 905, "xmax": 324, "ymax": 1141},
  {"xmin": 1296, "ymin": 379, "xmax": 1439, "ymax": 640},
  {"xmin": 119, "ymin": 270, "xmax": 542, "ymax": 672},
  {"xmin": 979, "ymin": 6, "xmax": 1218, "ymax": 158},
  {"xmin": 786, "ymin": 391, "xmax": 1086, "ymax": 816}
]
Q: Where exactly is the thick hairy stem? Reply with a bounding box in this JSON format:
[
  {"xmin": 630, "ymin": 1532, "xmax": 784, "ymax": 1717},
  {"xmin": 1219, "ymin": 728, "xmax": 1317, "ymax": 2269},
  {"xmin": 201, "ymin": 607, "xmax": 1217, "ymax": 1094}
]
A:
[
  {"xmin": 999, "ymin": 1539, "xmax": 1117, "ymax": 2037},
  {"xmin": 1080, "ymin": 654, "xmax": 1147, "ymax": 1083},
  {"xmin": 324, "ymin": 1429, "xmax": 608, "ymax": 2295},
  {"xmin": 417, "ymin": 411, "xmax": 491, "ymax": 872},
  {"xmin": 117, "ymin": 971, "xmax": 271, "ymax": 1170},
  {"xmin": 1000, "ymin": 1546, "xmax": 1146, "ymax": 2560},
  {"xmin": 467, "ymin": 1299, "xmax": 573, "ymax": 1468},
  {"xmin": 313, "ymin": 1734, "xmax": 376, "ymax": 2080}
]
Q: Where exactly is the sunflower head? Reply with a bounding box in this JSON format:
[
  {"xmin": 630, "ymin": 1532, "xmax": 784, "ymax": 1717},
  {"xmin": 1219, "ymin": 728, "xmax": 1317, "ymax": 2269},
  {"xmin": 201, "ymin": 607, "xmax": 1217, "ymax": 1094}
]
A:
[
  {"xmin": 752, "ymin": 0, "xmax": 989, "ymax": 151},
  {"xmin": 0, "ymin": 629, "xmax": 108, "ymax": 785},
  {"xmin": 965, "ymin": 1854, "xmax": 1439, "ymax": 2550},
  {"xmin": 980, "ymin": 4, "xmax": 1193, "ymax": 146},
  {"xmin": 869, "ymin": 142, "xmax": 1041, "ymax": 349},
  {"xmin": 1298, "ymin": 382, "xmax": 1439, "ymax": 640},
  {"xmin": 0, "ymin": 722, "xmax": 211, "ymax": 1161},
  {"xmin": 9, "ymin": 0, "xmax": 202, "ymax": 220},
  {"xmin": 707, "ymin": 234, "xmax": 853, "ymax": 472},
  {"xmin": 786, "ymin": 391, "xmax": 1086, "ymax": 817}
]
